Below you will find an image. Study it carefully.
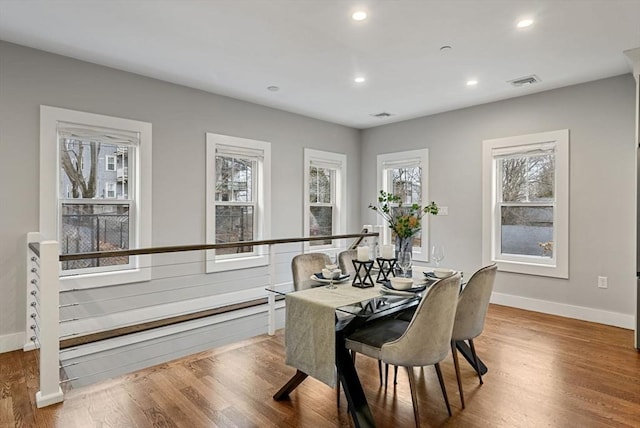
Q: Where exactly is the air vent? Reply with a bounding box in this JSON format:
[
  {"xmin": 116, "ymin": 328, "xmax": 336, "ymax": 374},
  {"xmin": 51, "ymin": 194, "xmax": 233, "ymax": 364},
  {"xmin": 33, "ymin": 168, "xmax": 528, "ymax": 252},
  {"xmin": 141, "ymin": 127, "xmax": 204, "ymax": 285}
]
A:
[
  {"xmin": 370, "ymin": 112, "xmax": 394, "ymax": 118},
  {"xmin": 508, "ymin": 75, "xmax": 541, "ymax": 87}
]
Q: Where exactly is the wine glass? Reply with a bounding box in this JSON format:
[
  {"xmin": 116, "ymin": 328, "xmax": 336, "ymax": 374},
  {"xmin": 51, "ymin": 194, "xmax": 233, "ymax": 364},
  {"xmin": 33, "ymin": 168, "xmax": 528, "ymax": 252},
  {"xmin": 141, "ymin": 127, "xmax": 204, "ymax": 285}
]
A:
[
  {"xmin": 325, "ymin": 253, "xmax": 339, "ymax": 289},
  {"xmin": 397, "ymin": 251, "xmax": 412, "ymax": 278},
  {"xmin": 431, "ymin": 245, "xmax": 445, "ymax": 267}
]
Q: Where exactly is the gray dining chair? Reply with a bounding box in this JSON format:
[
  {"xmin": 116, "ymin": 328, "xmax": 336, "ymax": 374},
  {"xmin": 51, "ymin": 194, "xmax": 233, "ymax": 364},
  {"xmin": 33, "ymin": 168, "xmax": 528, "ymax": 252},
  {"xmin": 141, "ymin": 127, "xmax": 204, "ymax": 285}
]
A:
[
  {"xmin": 291, "ymin": 251, "xmax": 348, "ymax": 405},
  {"xmin": 338, "ymin": 249, "xmax": 357, "ymax": 276},
  {"xmin": 291, "ymin": 252, "xmax": 331, "ymax": 291},
  {"xmin": 450, "ymin": 263, "xmax": 497, "ymax": 409},
  {"xmin": 345, "ymin": 272, "xmax": 461, "ymax": 426},
  {"xmin": 339, "ymin": 248, "xmax": 392, "ymax": 386}
]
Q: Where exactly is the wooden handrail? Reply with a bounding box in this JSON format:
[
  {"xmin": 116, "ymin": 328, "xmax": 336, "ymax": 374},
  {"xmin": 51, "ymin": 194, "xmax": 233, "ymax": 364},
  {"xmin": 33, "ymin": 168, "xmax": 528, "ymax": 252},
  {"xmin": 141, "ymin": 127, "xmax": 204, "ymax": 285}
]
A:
[
  {"xmin": 59, "ymin": 232, "xmax": 379, "ymax": 261},
  {"xmin": 54, "ymin": 230, "xmax": 379, "ymax": 351}
]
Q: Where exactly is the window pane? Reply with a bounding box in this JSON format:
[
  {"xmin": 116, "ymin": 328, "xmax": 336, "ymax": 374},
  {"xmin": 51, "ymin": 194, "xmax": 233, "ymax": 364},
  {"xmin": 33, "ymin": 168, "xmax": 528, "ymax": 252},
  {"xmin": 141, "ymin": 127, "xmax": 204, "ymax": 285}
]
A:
[
  {"xmin": 501, "ymin": 206, "xmax": 553, "ymax": 257},
  {"xmin": 309, "ymin": 206, "xmax": 333, "ymax": 246},
  {"xmin": 215, "ymin": 156, "xmax": 254, "ymax": 202},
  {"xmin": 309, "ymin": 166, "xmax": 332, "ymax": 204},
  {"xmin": 60, "ymin": 203, "xmax": 130, "ymax": 270},
  {"xmin": 530, "ymin": 154, "xmax": 554, "ymax": 201},
  {"xmin": 59, "ymin": 140, "xmax": 130, "ymax": 199},
  {"xmin": 215, "ymin": 205, "xmax": 254, "ymax": 255},
  {"xmin": 391, "ymin": 166, "xmax": 421, "ymax": 204},
  {"xmin": 501, "ymin": 154, "xmax": 554, "ymax": 203}
]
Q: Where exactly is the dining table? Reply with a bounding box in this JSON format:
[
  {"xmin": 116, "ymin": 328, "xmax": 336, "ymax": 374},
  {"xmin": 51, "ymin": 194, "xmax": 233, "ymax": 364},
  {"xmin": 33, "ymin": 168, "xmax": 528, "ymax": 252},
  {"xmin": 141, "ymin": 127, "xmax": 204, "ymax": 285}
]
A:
[{"xmin": 269, "ymin": 267, "xmax": 486, "ymax": 428}]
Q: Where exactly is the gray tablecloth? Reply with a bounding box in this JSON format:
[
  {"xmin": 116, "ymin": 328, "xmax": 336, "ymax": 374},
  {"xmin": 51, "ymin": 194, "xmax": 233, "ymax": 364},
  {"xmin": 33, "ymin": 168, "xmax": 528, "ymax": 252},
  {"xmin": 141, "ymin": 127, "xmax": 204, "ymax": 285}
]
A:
[{"xmin": 285, "ymin": 283, "xmax": 382, "ymax": 387}]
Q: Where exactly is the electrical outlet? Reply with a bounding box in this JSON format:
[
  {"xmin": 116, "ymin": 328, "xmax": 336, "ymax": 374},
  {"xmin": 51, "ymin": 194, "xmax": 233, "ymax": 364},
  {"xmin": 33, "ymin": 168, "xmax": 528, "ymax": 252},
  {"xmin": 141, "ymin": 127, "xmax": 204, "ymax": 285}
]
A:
[
  {"xmin": 437, "ymin": 206, "xmax": 449, "ymax": 216},
  {"xmin": 597, "ymin": 276, "xmax": 608, "ymax": 289}
]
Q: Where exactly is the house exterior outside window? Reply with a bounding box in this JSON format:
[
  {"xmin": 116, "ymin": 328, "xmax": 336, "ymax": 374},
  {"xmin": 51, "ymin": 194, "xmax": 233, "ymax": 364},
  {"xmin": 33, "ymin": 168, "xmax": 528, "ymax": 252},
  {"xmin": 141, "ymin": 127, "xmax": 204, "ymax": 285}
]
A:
[
  {"xmin": 206, "ymin": 133, "xmax": 271, "ymax": 272},
  {"xmin": 483, "ymin": 129, "xmax": 569, "ymax": 278},
  {"xmin": 303, "ymin": 149, "xmax": 347, "ymax": 250}
]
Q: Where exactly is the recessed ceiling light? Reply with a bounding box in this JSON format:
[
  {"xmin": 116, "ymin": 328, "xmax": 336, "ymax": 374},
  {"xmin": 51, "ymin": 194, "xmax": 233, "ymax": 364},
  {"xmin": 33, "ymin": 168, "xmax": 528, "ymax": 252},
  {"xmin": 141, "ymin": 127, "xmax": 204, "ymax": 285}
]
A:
[
  {"xmin": 267, "ymin": 85, "xmax": 280, "ymax": 92},
  {"xmin": 352, "ymin": 11, "xmax": 367, "ymax": 21},
  {"xmin": 466, "ymin": 80, "xmax": 478, "ymax": 86},
  {"xmin": 354, "ymin": 76, "xmax": 366, "ymax": 83},
  {"xmin": 517, "ymin": 18, "xmax": 534, "ymax": 28}
]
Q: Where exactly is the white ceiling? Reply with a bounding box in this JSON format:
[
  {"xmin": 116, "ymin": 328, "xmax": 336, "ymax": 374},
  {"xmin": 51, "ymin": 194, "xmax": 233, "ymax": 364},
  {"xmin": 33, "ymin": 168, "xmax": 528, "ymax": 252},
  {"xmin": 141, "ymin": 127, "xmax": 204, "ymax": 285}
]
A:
[{"xmin": 1, "ymin": 0, "xmax": 639, "ymax": 129}]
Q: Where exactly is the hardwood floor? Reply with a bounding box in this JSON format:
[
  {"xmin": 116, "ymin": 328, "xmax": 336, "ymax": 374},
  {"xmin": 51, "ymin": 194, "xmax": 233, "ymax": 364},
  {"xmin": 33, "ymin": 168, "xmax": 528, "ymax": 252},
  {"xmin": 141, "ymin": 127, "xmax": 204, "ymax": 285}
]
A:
[{"xmin": 1, "ymin": 304, "xmax": 639, "ymax": 427}]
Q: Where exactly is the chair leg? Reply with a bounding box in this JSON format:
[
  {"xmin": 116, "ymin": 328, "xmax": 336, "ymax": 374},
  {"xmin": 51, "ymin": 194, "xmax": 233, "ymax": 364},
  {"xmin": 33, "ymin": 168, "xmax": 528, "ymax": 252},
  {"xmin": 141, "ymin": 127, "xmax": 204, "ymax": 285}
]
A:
[
  {"xmin": 337, "ymin": 357, "xmax": 342, "ymax": 407},
  {"xmin": 469, "ymin": 339, "xmax": 483, "ymax": 385},
  {"xmin": 450, "ymin": 341, "xmax": 465, "ymax": 409},
  {"xmin": 394, "ymin": 365, "xmax": 398, "ymax": 385},
  {"xmin": 378, "ymin": 359, "xmax": 383, "ymax": 386},
  {"xmin": 384, "ymin": 363, "xmax": 389, "ymax": 387},
  {"xmin": 434, "ymin": 363, "xmax": 452, "ymax": 417},
  {"xmin": 406, "ymin": 367, "xmax": 421, "ymax": 427}
]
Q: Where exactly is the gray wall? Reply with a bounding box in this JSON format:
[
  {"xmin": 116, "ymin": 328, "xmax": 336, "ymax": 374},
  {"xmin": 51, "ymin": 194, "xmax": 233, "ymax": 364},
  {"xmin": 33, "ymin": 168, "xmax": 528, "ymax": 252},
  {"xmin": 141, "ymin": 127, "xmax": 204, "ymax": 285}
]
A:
[
  {"xmin": 361, "ymin": 74, "xmax": 636, "ymax": 322},
  {"xmin": 0, "ymin": 41, "xmax": 361, "ymax": 343},
  {"xmin": 1, "ymin": 40, "xmax": 636, "ymax": 347}
]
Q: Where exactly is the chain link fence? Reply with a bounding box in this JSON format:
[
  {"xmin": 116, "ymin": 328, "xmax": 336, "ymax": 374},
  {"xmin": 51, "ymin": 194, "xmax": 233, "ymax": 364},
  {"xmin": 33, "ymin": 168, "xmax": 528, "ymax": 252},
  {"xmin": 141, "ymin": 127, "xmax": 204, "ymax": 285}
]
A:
[{"xmin": 61, "ymin": 212, "xmax": 129, "ymax": 270}]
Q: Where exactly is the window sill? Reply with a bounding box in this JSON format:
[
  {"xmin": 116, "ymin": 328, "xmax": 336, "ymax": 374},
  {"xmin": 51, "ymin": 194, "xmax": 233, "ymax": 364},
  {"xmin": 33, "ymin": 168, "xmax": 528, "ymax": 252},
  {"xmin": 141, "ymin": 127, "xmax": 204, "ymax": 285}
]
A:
[
  {"xmin": 60, "ymin": 257, "xmax": 152, "ymax": 290},
  {"xmin": 491, "ymin": 258, "xmax": 568, "ymax": 279},
  {"xmin": 206, "ymin": 253, "xmax": 269, "ymax": 273}
]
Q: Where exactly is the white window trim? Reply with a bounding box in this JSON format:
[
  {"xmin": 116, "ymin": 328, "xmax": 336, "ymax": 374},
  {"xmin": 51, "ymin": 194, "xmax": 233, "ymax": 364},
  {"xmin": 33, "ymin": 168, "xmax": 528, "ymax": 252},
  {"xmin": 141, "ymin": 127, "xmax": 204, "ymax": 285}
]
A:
[
  {"xmin": 482, "ymin": 129, "xmax": 569, "ymax": 278},
  {"xmin": 206, "ymin": 132, "xmax": 271, "ymax": 273},
  {"xmin": 376, "ymin": 149, "xmax": 431, "ymax": 262},
  {"xmin": 303, "ymin": 148, "xmax": 347, "ymax": 252},
  {"xmin": 40, "ymin": 105, "xmax": 152, "ymax": 289},
  {"xmin": 105, "ymin": 155, "xmax": 116, "ymax": 171}
]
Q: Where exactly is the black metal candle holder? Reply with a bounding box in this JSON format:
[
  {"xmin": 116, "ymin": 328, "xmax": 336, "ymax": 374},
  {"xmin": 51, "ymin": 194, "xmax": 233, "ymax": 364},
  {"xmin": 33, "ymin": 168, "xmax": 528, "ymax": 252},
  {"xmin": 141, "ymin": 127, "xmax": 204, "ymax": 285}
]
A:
[
  {"xmin": 351, "ymin": 260, "xmax": 375, "ymax": 288},
  {"xmin": 376, "ymin": 257, "xmax": 397, "ymax": 283}
]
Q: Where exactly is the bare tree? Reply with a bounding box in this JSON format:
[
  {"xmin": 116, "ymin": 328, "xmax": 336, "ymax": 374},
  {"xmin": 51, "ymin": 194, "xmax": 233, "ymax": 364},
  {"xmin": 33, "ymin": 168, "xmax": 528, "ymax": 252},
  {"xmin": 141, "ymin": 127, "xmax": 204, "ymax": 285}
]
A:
[
  {"xmin": 60, "ymin": 139, "xmax": 100, "ymax": 198},
  {"xmin": 501, "ymin": 154, "xmax": 554, "ymax": 225}
]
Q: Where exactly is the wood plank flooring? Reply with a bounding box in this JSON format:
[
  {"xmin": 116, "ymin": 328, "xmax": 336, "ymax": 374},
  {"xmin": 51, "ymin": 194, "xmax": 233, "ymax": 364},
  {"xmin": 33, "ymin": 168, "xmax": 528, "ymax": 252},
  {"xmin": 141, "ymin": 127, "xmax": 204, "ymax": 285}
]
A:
[{"xmin": 1, "ymin": 304, "xmax": 639, "ymax": 427}]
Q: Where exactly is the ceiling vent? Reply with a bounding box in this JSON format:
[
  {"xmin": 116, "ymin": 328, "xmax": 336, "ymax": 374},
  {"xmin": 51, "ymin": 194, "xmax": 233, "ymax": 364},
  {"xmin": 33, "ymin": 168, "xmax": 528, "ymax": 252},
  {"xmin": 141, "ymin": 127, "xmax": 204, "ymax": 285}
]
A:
[
  {"xmin": 370, "ymin": 112, "xmax": 394, "ymax": 118},
  {"xmin": 508, "ymin": 75, "xmax": 541, "ymax": 87}
]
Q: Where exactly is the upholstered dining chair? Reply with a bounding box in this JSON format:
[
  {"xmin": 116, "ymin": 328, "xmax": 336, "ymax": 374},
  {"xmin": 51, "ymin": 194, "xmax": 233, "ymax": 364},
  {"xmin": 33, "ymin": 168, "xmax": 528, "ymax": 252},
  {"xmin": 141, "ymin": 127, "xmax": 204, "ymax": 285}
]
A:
[
  {"xmin": 345, "ymin": 272, "xmax": 461, "ymax": 426},
  {"xmin": 450, "ymin": 263, "xmax": 497, "ymax": 409},
  {"xmin": 338, "ymin": 249, "xmax": 357, "ymax": 277},
  {"xmin": 291, "ymin": 252, "xmax": 331, "ymax": 291},
  {"xmin": 339, "ymin": 248, "xmax": 392, "ymax": 386},
  {"xmin": 291, "ymin": 251, "xmax": 347, "ymax": 405}
]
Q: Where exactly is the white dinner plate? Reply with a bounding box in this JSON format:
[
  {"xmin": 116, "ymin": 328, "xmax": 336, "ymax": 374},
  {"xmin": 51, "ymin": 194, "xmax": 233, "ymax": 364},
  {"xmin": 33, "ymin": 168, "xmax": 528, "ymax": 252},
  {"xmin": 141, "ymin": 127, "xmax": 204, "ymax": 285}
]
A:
[
  {"xmin": 380, "ymin": 286, "xmax": 423, "ymax": 297},
  {"xmin": 310, "ymin": 274, "xmax": 351, "ymax": 284}
]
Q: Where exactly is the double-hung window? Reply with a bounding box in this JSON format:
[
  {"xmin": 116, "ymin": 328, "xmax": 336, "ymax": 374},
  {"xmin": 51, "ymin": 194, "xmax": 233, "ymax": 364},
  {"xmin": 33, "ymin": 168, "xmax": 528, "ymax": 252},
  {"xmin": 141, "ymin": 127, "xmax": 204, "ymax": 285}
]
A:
[
  {"xmin": 303, "ymin": 149, "xmax": 347, "ymax": 249},
  {"xmin": 206, "ymin": 133, "xmax": 271, "ymax": 272},
  {"xmin": 105, "ymin": 155, "xmax": 116, "ymax": 171},
  {"xmin": 40, "ymin": 106, "xmax": 152, "ymax": 288},
  {"xmin": 483, "ymin": 129, "xmax": 569, "ymax": 278},
  {"xmin": 377, "ymin": 149, "xmax": 431, "ymax": 261},
  {"xmin": 105, "ymin": 182, "xmax": 116, "ymax": 199}
]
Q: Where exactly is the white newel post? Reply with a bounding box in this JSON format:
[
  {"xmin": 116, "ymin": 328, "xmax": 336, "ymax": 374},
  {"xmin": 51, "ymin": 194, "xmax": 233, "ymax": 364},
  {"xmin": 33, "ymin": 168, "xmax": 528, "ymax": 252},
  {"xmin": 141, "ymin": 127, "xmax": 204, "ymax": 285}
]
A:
[
  {"xmin": 36, "ymin": 240, "xmax": 63, "ymax": 407},
  {"xmin": 267, "ymin": 244, "xmax": 276, "ymax": 335},
  {"xmin": 25, "ymin": 232, "xmax": 42, "ymax": 351}
]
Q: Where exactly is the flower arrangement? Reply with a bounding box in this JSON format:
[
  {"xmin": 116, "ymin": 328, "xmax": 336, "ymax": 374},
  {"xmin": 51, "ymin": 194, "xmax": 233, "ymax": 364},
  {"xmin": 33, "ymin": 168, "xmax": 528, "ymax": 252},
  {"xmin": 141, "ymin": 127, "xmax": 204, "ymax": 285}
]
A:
[{"xmin": 369, "ymin": 190, "xmax": 439, "ymax": 239}]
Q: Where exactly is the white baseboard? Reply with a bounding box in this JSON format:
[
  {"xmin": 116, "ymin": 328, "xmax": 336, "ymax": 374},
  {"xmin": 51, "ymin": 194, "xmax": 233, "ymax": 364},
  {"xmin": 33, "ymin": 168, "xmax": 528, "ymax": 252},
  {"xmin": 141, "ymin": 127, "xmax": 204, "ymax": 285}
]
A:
[
  {"xmin": 0, "ymin": 332, "xmax": 25, "ymax": 353},
  {"xmin": 490, "ymin": 292, "xmax": 634, "ymax": 329}
]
